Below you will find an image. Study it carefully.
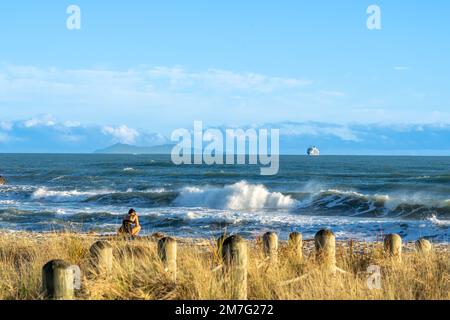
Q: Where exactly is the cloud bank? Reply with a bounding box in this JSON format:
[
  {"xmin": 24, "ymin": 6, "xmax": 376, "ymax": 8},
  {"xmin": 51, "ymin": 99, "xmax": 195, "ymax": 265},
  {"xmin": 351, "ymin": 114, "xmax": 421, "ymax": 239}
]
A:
[
  {"xmin": 0, "ymin": 64, "xmax": 334, "ymax": 130},
  {"xmin": 2, "ymin": 63, "xmax": 450, "ymax": 130},
  {"xmin": 1, "ymin": 116, "xmax": 450, "ymax": 155},
  {"xmin": 0, "ymin": 115, "xmax": 168, "ymax": 153}
]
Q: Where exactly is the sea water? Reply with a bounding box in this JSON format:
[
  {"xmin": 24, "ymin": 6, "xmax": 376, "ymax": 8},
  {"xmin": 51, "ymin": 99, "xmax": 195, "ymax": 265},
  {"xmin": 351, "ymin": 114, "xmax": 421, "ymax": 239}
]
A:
[{"xmin": 0, "ymin": 154, "xmax": 449, "ymax": 242}]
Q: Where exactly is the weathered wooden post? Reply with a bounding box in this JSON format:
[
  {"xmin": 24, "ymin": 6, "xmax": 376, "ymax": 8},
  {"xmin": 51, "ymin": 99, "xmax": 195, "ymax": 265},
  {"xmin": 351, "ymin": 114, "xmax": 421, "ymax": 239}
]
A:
[
  {"xmin": 158, "ymin": 237, "xmax": 177, "ymax": 281},
  {"xmin": 90, "ymin": 240, "xmax": 113, "ymax": 275},
  {"xmin": 221, "ymin": 235, "xmax": 248, "ymax": 300},
  {"xmin": 217, "ymin": 233, "xmax": 228, "ymax": 249},
  {"xmin": 42, "ymin": 260, "xmax": 77, "ymax": 300},
  {"xmin": 262, "ymin": 232, "xmax": 278, "ymax": 262},
  {"xmin": 415, "ymin": 238, "xmax": 432, "ymax": 255},
  {"xmin": 288, "ymin": 232, "xmax": 303, "ymax": 261},
  {"xmin": 315, "ymin": 229, "xmax": 336, "ymax": 271},
  {"xmin": 384, "ymin": 234, "xmax": 402, "ymax": 262}
]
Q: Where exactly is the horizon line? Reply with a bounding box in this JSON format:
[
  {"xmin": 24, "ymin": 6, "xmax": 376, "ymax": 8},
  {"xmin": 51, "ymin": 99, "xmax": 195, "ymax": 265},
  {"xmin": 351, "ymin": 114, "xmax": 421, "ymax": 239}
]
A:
[{"xmin": 1, "ymin": 152, "xmax": 450, "ymax": 157}]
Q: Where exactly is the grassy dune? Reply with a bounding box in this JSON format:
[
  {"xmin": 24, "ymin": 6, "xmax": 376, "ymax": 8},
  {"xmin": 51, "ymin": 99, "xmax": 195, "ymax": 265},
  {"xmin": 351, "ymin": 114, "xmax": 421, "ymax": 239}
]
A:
[{"xmin": 0, "ymin": 232, "xmax": 448, "ymax": 300}]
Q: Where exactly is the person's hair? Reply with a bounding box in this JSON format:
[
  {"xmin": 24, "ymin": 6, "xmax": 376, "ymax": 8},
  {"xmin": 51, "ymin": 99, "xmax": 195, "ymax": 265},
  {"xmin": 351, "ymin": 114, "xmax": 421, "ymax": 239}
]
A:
[{"xmin": 128, "ymin": 208, "xmax": 136, "ymax": 215}]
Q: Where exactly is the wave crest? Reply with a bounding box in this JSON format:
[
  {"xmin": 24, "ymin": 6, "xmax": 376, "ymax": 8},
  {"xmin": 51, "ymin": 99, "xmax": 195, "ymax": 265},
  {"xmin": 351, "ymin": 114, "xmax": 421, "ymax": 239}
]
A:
[
  {"xmin": 31, "ymin": 187, "xmax": 109, "ymax": 202},
  {"xmin": 298, "ymin": 188, "xmax": 450, "ymax": 219},
  {"xmin": 174, "ymin": 181, "xmax": 295, "ymax": 210}
]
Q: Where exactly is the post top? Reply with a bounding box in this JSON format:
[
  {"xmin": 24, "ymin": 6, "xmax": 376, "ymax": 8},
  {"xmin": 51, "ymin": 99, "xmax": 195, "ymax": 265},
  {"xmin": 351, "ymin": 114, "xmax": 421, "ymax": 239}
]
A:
[
  {"xmin": 315, "ymin": 229, "xmax": 335, "ymax": 238},
  {"xmin": 159, "ymin": 236, "xmax": 177, "ymax": 243},
  {"xmin": 43, "ymin": 259, "xmax": 71, "ymax": 270},
  {"xmin": 91, "ymin": 240, "xmax": 113, "ymax": 250},
  {"xmin": 223, "ymin": 234, "xmax": 245, "ymax": 246}
]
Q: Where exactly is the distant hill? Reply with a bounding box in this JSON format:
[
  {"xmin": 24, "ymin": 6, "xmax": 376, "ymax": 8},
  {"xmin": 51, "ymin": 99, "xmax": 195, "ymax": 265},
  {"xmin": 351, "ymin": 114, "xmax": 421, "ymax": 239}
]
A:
[{"xmin": 94, "ymin": 143, "xmax": 175, "ymax": 154}]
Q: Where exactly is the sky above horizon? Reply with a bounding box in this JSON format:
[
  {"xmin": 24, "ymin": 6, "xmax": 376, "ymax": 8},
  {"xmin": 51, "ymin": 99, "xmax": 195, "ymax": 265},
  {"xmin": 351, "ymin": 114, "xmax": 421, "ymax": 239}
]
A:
[{"xmin": 1, "ymin": 1, "xmax": 450, "ymax": 153}]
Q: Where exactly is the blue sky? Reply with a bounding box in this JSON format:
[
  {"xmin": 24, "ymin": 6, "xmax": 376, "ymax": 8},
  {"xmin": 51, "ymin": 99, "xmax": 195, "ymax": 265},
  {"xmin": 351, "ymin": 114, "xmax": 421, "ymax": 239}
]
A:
[{"xmin": 1, "ymin": 1, "xmax": 450, "ymax": 153}]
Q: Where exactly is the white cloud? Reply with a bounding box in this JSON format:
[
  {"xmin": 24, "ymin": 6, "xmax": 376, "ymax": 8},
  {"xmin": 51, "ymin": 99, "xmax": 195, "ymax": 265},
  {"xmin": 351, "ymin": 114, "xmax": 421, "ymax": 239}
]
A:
[
  {"xmin": 0, "ymin": 121, "xmax": 13, "ymax": 131},
  {"xmin": 0, "ymin": 64, "xmax": 311, "ymax": 100},
  {"xmin": 146, "ymin": 66, "xmax": 311, "ymax": 92},
  {"xmin": 101, "ymin": 125, "xmax": 140, "ymax": 144},
  {"xmin": 279, "ymin": 122, "xmax": 360, "ymax": 142},
  {"xmin": 2, "ymin": 116, "xmax": 450, "ymax": 155},
  {"xmin": 1, "ymin": 64, "xmax": 448, "ymax": 129},
  {"xmin": 0, "ymin": 116, "xmax": 171, "ymax": 151},
  {"xmin": 22, "ymin": 115, "xmax": 56, "ymax": 128},
  {"xmin": 0, "ymin": 65, "xmax": 317, "ymax": 131},
  {"xmin": 0, "ymin": 64, "xmax": 320, "ymax": 131},
  {"xmin": 196, "ymin": 69, "xmax": 311, "ymax": 92}
]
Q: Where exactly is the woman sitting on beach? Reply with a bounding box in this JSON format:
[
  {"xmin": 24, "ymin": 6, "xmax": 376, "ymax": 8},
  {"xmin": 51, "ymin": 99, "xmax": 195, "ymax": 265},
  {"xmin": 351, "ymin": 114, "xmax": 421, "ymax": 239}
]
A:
[{"xmin": 118, "ymin": 208, "xmax": 141, "ymax": 237}]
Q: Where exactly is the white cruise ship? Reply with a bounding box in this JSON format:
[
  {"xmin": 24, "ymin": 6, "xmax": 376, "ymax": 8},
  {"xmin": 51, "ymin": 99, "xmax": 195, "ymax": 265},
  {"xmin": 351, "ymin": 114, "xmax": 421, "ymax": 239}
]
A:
[{"xmin": 307, "ymin": 146, "xmax": 320, "ymax": 156}]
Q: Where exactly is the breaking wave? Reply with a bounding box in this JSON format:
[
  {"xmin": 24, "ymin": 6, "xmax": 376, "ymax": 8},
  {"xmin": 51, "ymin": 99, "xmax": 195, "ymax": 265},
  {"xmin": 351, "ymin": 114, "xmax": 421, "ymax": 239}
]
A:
[
  {"xmin": 31, "ymin": 187, "xmax": 110, "ymax": 202},
  {"xmin": 3, "ymin": 183, "xmax": 450, "ymax": 220},
  {"xmin": 174, "ymin": 181, "xmax": 296, "ymax": 210},
  {"xmin": 296, "ymin": 188, "xmax": 450, "ymax": 219},
  {"xmin": 427, "ymin": 214, "xmax": 450, "ymax": 226}
]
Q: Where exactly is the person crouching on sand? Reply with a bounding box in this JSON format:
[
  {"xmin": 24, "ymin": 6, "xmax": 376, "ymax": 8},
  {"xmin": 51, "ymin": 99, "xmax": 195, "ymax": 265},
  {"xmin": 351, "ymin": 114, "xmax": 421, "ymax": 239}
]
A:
[{"xmin": 118, "ymin": 208, "xmax": 141, "ymax": 237}]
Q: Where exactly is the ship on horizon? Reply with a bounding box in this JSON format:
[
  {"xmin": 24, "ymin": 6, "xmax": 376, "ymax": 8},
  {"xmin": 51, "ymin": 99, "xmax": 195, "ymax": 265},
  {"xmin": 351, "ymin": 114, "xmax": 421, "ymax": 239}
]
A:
[{"xmin": 307, "ymin": 146, "xmax": 320, "ymax": 156}]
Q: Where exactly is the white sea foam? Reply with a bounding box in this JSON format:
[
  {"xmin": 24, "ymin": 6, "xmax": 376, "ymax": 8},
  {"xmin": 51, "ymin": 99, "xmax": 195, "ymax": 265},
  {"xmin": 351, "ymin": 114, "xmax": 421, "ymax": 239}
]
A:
[
  {"xmin": 0, "ymin": 200, "xmax": 17, "ymax": 205},
  {"xmin": 320, "ymin": 189, "xmax": 388, "ymax": 202},
  {"xmin": 324, "ymin": 189, "xmax": 367, "ymax": 198},
  {"xmin": 428, "ymin": 214, "xmax": 450, "ymax": 226},
  {"xmin": 145, "ymin": 188, "xmax": 167, "ymax": 193},
  {"xmin": 123, "ymin": 167, "xmax": 135, "ymax": 172},
  {"xmin": 31, "ymin": 187, "xmax": 110, "ymax": 202},
  {"xmin": 124, "ymin": 187, "xmax": 168, "ymax": 194},
  {"xmin": 0, "ymin": 185, "xmax": 35, "ymax": 193},
  {"xmin": 49, "ymin": 175, "xmax": 66, "ymax": 182},
  {"xmin": 174, "ymin": 181, "xmax": 295, "ymax": 210}
]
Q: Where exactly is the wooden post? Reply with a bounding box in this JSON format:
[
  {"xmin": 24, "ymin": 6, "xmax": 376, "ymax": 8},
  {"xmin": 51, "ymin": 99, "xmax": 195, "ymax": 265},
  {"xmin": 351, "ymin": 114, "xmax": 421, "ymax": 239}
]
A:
[
  {"xmin": 158, "ymin": 237, "xmax": 177, "ymax": 281},
  {"xmin": 288, "ymin": 232, "xmax": 303, "ymax": 261},
  {"xmin": 384, "ymin": 234, "xmax": 402, "ymax": 261},
  {"xmin": 217, "ymin": 234, "xmax": 228, "ymax": 249},
  {"xmin": 42, "ymin": 260, "xmax": 76, "ymax": 300},
  {"xmin": 262, "ymin": 232, "xmax": 278, "ymax": 261},
  {"xmin": 216, "ymin": 233, "xmax": 228, "ymax": 259},
  {"xmin": 90, "ymin": 241, "xmax": 113, "ymax": 275},
  {"xmin": 221, "ymin": 235, "xmax": 248, "ymax": 300},
  {"xmin": 415, "ymin": 238, "xmax": 432, "ymax": 255},
  {"xmin": 314, "ymin": 229, "xmax": 336, "ymax": 271}
]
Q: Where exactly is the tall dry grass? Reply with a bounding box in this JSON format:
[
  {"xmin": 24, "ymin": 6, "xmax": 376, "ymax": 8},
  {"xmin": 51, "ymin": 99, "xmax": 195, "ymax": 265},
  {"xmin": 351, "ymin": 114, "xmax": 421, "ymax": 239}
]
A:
[{"xmin": 0, "ymin": 232, "xmax": 448, "ymax": 300}]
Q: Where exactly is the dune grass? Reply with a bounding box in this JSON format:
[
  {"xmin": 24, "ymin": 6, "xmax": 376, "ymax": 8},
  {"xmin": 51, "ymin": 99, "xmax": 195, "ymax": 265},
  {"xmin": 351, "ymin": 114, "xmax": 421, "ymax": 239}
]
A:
[{"xmin": 0, "ymin": 232, "xmax": 448, "ymax": 300}]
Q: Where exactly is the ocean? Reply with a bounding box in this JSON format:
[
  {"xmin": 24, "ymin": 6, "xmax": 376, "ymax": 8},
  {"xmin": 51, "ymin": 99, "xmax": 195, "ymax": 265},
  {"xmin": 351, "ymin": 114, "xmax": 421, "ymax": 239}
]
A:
[{"xmin": 0, "ymin": 154, "xmax": 449, "ymax": 242}]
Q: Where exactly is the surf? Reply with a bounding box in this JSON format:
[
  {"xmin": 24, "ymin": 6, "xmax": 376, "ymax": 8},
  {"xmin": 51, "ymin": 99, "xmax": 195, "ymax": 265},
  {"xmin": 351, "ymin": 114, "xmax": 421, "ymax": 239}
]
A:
[{"xmin": 174, "ymin": 181, "xmax": 296, "ymax": 210}]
